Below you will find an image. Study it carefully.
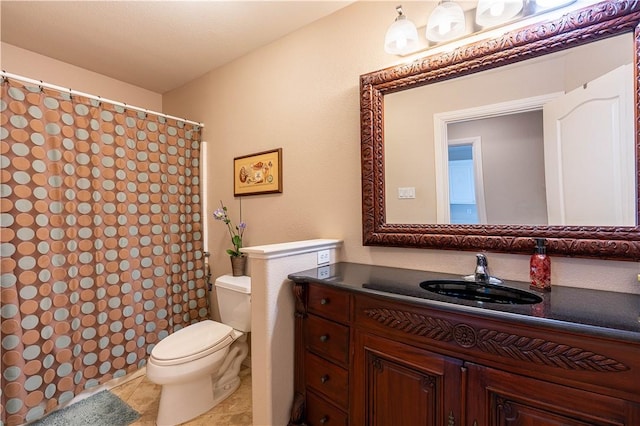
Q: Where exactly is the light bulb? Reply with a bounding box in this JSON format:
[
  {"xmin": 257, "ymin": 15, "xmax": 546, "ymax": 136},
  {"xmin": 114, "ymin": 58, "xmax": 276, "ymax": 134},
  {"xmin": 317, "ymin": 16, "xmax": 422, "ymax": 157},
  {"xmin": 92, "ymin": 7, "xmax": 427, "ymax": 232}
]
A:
[
  {"xmin": 490, "ymin": 2, "xmax": 505, "ymax": 16},
  {"xmin": 438, "ymin": 20, "xmax": 452, "ymax": 35},
  {"xmin": 476, "ymin": 0, "xmax": 524, "ymax": 27}
]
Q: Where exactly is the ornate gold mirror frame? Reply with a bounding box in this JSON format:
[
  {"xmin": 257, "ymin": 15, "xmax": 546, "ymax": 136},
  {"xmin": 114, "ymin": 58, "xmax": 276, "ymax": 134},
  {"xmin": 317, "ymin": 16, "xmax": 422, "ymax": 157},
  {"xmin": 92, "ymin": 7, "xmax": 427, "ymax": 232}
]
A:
[{"xmin": 361, "ymin": 1, "xmax": 640, "ymax": 260}]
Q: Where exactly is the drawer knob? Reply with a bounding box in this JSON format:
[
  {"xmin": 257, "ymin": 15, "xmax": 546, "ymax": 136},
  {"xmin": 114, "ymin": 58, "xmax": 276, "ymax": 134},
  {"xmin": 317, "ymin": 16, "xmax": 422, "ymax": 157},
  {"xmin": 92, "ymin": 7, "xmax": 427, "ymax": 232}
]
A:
[
  {"xmin": 320, "ymin": 334, "xmax": 329, "ymax": 343},
  {"xmin": 320, "ymin": 298, "xmax": 329, "ymax": 305},
  {"xmin": 320, "ymin": 374, "xmax": 329, "ymax": 384},
  {"xmin": 320, "ymin": 416, "xmax": 329, "ymax": 424}
]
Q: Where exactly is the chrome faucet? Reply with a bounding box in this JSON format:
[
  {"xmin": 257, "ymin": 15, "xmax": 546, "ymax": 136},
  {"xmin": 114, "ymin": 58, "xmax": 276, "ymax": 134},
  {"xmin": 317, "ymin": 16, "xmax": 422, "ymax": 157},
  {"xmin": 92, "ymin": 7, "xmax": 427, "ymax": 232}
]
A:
[
  {"xmin": 463, "ymin": 253, "xmax": 503, "ymax": 285},
  {"xmin": 474, "ymin": 253, "xmax": 491, "ymax": 284}
]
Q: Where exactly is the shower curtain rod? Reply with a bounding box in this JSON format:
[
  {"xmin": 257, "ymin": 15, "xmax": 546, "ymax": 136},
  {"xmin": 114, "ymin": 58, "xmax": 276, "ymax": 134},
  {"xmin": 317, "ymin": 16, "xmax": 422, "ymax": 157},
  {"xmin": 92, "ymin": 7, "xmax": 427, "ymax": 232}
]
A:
[{"xmin": 1, "ymin": 70, "xmax": 205, "ymax": 128}]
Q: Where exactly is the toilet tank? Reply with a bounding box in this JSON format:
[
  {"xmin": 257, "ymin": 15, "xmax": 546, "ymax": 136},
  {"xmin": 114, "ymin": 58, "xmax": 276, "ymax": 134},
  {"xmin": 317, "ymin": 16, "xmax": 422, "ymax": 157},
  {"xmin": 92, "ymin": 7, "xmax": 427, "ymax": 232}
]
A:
[{"xmin": 214, "ymin": 275, "xmax": 251, "ymax": 332}]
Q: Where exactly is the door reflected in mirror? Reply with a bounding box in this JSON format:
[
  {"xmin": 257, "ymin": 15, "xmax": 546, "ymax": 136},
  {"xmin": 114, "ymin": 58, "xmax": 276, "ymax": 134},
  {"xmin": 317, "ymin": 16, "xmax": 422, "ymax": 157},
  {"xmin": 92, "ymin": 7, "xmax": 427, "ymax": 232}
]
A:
[
  {"xmin": 448, "ymin": 141, "xmax": 483, "ymax": 224},
  {"xmin": 384, "ymin": 32, "xmax": 635, "ymax": 227}
]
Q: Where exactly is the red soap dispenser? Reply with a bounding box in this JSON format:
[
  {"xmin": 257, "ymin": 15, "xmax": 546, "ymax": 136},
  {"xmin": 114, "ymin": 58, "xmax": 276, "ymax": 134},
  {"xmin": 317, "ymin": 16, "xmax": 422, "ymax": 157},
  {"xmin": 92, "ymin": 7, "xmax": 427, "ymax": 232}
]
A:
[{"xmin": 530, "ymin": 238, "xmax": 551, "ymax": 292}]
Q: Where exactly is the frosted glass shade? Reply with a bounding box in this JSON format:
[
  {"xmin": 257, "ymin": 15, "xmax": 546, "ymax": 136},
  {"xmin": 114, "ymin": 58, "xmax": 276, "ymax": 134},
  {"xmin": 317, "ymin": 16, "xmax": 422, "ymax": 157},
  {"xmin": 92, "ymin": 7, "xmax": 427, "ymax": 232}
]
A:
[
  {"xmin": 426, "ymin": 1, "xmax": 466, "ymax": 42},
  {"xmin": 475, "ymin": 0, "xmax": 524, "ymax": 27},
  {"xmin": 384, "ymin": 14, "xmax": 419, "ymax": 55},
  {"xmin": 534, "ymin": 0, "xmax": 576, "ymax": 9}
]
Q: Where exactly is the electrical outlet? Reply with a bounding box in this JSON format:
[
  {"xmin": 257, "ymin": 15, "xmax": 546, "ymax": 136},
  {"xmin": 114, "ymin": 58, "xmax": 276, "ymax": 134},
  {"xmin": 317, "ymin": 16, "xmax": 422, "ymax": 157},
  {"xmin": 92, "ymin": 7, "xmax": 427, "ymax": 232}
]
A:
[{"xmin": 317, "ymin": 249, "xmax": 330, "ymax": 265}]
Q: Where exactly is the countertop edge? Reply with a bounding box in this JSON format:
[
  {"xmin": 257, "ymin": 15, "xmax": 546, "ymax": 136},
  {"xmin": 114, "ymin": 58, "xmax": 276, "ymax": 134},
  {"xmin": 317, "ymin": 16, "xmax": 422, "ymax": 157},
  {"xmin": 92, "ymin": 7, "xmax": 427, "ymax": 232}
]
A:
[{"xmin": 288, "ymin": 265, "xmax": 640, "ymax": 344}]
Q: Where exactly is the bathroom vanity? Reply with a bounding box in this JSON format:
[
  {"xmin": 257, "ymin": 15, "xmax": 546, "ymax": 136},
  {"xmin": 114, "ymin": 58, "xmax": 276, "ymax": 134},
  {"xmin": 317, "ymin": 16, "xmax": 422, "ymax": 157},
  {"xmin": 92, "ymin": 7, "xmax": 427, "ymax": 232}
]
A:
[{"xmin": 287, "ymin": 263, "xmax": 640, "ymax": 425}]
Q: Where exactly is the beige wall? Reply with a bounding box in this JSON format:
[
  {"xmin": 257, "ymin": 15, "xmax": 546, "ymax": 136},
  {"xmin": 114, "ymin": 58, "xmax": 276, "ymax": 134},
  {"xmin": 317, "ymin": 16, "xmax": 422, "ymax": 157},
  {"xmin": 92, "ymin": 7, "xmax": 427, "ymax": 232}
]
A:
[
  {"xmin": 163, "ymin": 1, "xmax": 638, "ymax": 295},
  {"xmin": 1, "ymin": 3, "xmax": 637, "ymax": 290},
  {"xmin": 4, "ymin": 4, "xmax": 635, "ymax": 422},
  {"xmin": 1, "ymin": 43, "xmax": 162, "ymax": 110}
]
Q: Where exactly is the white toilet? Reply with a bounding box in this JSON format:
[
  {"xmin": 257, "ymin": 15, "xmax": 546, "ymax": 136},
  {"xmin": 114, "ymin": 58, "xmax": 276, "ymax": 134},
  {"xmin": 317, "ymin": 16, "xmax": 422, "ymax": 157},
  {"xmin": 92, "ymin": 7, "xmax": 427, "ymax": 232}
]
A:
[{"xmin": 146, "ymin": 274, "xmax": 251, "ymax": 426}]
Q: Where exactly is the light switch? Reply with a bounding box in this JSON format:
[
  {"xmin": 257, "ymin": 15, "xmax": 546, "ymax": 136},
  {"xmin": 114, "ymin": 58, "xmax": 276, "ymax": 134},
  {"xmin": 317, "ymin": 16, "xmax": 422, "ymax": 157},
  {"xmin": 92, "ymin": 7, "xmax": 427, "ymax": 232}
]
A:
[{"xmin": 398, "ymin": 187, "xmax": 416, "ymax": 199}]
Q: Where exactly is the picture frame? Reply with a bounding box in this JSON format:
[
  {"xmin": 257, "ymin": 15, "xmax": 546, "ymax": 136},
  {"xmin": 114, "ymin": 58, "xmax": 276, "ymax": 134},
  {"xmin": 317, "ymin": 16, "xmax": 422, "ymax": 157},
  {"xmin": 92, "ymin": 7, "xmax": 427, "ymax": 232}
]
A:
[{"xmin": 233, "ymin": 148, "xmax": 283, "ymax": 196}]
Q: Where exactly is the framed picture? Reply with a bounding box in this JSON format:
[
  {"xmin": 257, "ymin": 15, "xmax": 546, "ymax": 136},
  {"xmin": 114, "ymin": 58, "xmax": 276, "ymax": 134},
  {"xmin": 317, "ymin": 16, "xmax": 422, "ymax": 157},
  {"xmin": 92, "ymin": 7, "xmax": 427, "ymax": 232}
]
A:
[{"xmin": 233, "ymin": 148, "xmax": 283, "ymax": 196}]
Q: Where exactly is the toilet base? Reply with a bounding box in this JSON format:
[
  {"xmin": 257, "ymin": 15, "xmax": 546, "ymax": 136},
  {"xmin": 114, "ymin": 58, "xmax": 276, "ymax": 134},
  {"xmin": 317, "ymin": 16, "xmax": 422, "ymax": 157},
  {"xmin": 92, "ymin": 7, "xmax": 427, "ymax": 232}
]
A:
[
  {"xmin": 154, "ymin": 339, "xmax": 249, "ymax": 426},
  {"xmin": 155, "ymin": 376, "xmax": 241, "ymax": 426}
]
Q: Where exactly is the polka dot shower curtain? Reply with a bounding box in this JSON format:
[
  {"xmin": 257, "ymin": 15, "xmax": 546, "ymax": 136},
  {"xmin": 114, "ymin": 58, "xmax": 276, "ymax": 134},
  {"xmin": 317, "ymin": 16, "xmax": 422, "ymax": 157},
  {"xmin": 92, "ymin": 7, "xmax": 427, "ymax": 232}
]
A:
[{"xmin": 0, "ymin": 77, "xmax": 207, "ymax": 426}]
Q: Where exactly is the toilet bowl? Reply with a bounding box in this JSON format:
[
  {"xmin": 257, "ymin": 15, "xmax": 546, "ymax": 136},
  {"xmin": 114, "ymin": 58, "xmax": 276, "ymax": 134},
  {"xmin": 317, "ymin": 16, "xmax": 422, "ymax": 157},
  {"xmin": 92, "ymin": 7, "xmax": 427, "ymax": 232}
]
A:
[{"xmin": 146, "ymin": 274, "xmax": 251, "ymax": 426}]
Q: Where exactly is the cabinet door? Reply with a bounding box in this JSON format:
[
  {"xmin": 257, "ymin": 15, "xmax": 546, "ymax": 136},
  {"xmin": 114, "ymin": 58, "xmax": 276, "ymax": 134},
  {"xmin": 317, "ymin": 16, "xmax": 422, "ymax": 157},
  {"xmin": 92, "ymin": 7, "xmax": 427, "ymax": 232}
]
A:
[
  {"xmin": 352, "ymin": 330, "xmax": 463, "ymax": 426},
  {"xmin": 466, "ymin": 362, "xmax": 640, "ymax": 425}
]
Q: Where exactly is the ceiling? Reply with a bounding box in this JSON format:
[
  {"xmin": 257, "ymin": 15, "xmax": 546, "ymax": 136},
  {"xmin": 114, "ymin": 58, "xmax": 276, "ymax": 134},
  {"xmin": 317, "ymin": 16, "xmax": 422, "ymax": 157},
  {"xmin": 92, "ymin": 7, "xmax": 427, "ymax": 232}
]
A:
[{"xmin": 1, "ymin": 1, "xmax": 353, "ymax": 93}]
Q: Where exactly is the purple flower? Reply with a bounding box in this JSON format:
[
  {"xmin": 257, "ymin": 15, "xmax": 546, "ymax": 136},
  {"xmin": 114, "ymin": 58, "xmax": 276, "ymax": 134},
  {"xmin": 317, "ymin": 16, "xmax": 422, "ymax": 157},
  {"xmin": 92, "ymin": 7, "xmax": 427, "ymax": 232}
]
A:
[
  {"xmin": 214, "ymin": 201, "xmax": 246, "ymax": 257},
  {"xmin": 213, "ymin": 208, "xmax": 226, "ymax": 221}
]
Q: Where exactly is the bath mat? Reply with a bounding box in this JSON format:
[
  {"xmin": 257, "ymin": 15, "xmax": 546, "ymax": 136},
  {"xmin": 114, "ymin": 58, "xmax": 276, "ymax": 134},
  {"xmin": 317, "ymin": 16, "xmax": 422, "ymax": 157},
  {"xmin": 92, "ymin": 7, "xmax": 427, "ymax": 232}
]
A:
[{"xmin": 30, "ymin": 390, "xmax": 140, "ymax": 426}]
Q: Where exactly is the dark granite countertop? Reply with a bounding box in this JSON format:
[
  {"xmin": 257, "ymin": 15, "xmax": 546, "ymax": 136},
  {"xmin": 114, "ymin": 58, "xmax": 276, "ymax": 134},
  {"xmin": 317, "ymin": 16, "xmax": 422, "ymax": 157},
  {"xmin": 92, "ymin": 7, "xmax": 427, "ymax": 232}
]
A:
[{"xmin": 288, "ymin": 262, "xmax": 640, "ymax": 342}]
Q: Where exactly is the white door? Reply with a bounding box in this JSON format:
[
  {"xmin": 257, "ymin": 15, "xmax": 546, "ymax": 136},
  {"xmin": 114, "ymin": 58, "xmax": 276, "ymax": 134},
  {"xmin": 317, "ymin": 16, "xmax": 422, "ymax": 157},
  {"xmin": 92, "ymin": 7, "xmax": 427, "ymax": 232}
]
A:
[
  {"xmin": 449, "ymin": 157, "xmax": 480, "ymax": 224},
  {"xmin": 543, "ymin": 64, "xmax": 634, "ymax": 226},
  {"xmin": 449, "ymin": 159, "xmax": 476, "ymax": 204},
  {"xmin": 436, "ymin": 138, "xmax": 487, "ymax": 224}
]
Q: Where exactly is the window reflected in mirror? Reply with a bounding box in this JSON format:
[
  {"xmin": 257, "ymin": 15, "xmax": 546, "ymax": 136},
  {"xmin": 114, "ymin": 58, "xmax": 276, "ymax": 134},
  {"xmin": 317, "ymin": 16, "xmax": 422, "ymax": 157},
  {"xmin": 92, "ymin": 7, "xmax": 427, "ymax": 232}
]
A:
[{"xmin": 448, "ymin": 142, "xmax": 481, "ymax": 224}]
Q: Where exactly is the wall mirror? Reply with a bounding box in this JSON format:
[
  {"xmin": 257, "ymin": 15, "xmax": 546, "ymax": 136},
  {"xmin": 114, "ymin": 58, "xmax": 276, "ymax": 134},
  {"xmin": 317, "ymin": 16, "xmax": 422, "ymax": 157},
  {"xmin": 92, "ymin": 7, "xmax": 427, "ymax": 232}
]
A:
[{"xmin": 360, "ymin": 1, "xmax": 640, "ymax": 260}]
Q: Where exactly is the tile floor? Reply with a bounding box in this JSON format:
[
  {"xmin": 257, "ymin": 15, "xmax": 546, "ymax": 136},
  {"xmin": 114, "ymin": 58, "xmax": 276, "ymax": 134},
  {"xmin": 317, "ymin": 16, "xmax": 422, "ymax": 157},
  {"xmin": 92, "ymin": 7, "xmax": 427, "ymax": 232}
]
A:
[{"xmin": 110, "ymin": 366, "xmax": 252, "ymax": 426}]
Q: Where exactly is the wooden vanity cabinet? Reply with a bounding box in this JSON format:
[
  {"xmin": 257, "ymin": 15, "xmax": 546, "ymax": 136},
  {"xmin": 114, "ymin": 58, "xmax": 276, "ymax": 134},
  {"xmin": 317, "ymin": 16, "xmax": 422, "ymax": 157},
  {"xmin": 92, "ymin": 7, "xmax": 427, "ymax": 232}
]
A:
[
  {"xmin": 290, "ymin": 281, "xmax": 640, "ymax": 426},
  {"xmin": 291, "ymin": 282, "xmax": 352, "ymax": 426}
]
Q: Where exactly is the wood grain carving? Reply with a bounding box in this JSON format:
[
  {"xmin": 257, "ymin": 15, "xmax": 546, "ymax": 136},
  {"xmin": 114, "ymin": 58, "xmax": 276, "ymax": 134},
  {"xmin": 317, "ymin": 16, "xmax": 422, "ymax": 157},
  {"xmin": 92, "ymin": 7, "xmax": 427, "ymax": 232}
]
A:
[
  {"xmin": 422, "ymin": 375, "xmax": 436, "ymax": 390},
  {"xmin": 292, "ymin": 281, "xmax": 307, "ymax": 318},
  {"xmin": 287, "ymin": 393, "xmax": 306, "ymax": 426},
  {"xmin": 364, "ymin": 307, "xmax": 454, "ymax": 341},
  {"xmin": 475, "ymin": 329, "xmax": 629, "ymax": 372},
  {"xmin": 370, "ymin": 354, "xmax": 383, "ymax": 373},
  {"xmin": 363, "ymin": 308, "xmax": 628, "ymax": 372},
  {"xmin": 360, "ymin": 0, "xmax": 640, "ymax": 260},
  {"xmin": 495, "ymin": 397, "xmax": 516, "ymax": 423}
]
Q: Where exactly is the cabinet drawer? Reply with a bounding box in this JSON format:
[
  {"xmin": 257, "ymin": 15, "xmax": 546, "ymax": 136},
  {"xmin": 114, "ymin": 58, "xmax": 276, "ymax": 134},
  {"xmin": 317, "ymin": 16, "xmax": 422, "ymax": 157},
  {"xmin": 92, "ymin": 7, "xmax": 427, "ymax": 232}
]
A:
[
  {"xmin": 308, "ymin": 283, "xmax": 350, "ymax": 324},
  {"xmin": 306, "ymin": 390, "xmax": 348, "ymax": 426},
  {"xmin": 306, "ymin": 314, "xmax": 350, "ymax": 366},
  {"xmin": 305, "ymin": 352, "xmax": 348, "ymax": 409}
]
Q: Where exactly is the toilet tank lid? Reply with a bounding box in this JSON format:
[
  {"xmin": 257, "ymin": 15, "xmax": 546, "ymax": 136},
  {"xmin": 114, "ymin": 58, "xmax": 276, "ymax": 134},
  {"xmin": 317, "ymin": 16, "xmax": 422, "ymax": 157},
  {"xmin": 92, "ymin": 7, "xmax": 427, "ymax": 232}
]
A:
[{"xmin": 215, "ymin": 274, "xmax": 251, "ymax": 293}]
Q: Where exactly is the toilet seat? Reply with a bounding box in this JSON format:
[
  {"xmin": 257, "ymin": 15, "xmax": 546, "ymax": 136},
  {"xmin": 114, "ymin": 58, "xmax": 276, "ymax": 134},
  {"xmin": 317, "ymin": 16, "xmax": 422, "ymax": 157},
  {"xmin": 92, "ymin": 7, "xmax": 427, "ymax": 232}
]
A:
[{"xmin": 151, "ymin": 320, "xmax": 234, "ymax": 366}]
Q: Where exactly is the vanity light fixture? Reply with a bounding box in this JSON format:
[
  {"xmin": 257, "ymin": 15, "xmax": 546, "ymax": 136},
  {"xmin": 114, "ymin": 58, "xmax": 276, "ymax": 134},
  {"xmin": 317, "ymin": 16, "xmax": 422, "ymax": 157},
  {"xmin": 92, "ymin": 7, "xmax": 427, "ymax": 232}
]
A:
[
  {"xmin": 384, "ymin": 0, "xmax": 578, "ymax": 56},
  {"xmin": 384, "ymin": 5, "xmax": 419, "ymax": 55},
  {"xmin": 475, "ymin": 0, "xmax": 524, "ymax": 27},
  {"xmin": 426, "ymin": 0, "xmax": 466, "ymax": 42},
  {"xmin": 534, "ymin": 0, "xmax": 576, "ymax": 9}
]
